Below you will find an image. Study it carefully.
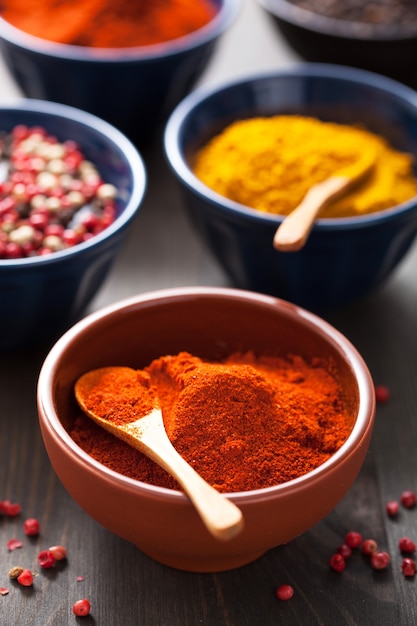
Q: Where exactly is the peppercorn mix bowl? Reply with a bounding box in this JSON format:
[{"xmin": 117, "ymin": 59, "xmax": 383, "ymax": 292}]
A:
[
  {"xmin": 257, "ymin": 0, "xmax": 417, "ymax": 86},
  {"xmin": 0, "ymin": 0, "xmax": 240, "ymax": 146},
  {"xmin": 37, "ymin": 287, "xmax": 375, "ymax": 573},
  {"xmin": 0, "ymin": 99, "xmax": 146, "ymax": 351},
  {"xmin": 164, "ymin": 64, "xmax": 417, "ymax": 311}
]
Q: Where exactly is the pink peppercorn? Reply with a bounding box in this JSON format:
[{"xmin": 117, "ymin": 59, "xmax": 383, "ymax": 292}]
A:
[
  {"xmin": 23, "ymin": 517, "xmax": 41, "ymax": 536},
  {"xmin": 7, "ymin": 538, "xmax": 23, "ymax": 551},
  {"xmin": 329, "ymin": 553, "xmax": 346, "ymax": 572},
  {"xmin": 375, "ymin": 385, "xmax": 390, "ymax": 403},
  {"xmin": 29, "ymin": 212, "xmax": 49, "ymax": 230},
  {"xmin": 345, "ymin": 531, "xmax": 362, "ymax": 549},
  {"xmin": 48, "ymin": 545, "xmax": 67, "ymax": 561},
  {"xmin": 371, "ymin": 551, "xmax": 391, "ymax": 570},
  {"xmin": 17, "ymin": 569, "xmax": 34, "ymax": 587},
  {"xmin": 399, "ymin": 537, "xmax": 416, "ymax": 553},
  {"xmin": 401, "ymin": 558, "xmax": 417, "ymax": 577},
  {"xmin": 62, "ymin": 229, "xmax": 80, "ymax": 246},
  {"xmin": 37, "ymin": 549, "xmax": 56, "ymax": 569},
  {"xmin": 44, "ymin": 223, "xmax": 64, "ymax": 238},
  {"xmin": 362, "ymin": 539, "xmax": 378, "ymax": 555},
  {"xmin": 12, "ymin": 124, "xmax": 29, "ymax": 140},
  {"xmin": 275, "ymin": 584, "xmax": 294, "ymax": 601},
  {"xmin": 72, "ymin": 599, "xmax": 91, "ymax": 617},
  {"xmin": 337, "ymin": 544, "xmax": 353, "ymax": 559},
  {"xmin": 386, "ymin": 501, "xmax": 399, "ymax": 517},
  {"xmin": 0, "ymin": 125, "xmax": 119, "ymax": 260},
  {"xmin": 401, "ymin": 490, "xmax": 417, "ymax": 509},
  {"xmin": 3, "ymin": 501, "xmax": 21, "ymax": 516}
]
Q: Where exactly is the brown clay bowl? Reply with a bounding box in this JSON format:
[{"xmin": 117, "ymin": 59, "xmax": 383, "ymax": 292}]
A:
[{"xmin": 37, "ymin": 287, "xmax": 375, "ymax": 572}]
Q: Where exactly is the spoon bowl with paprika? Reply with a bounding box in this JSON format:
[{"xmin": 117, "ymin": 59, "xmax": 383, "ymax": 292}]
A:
[{"xmin": 74, "ymin": 366, "xmax": 244, "ymax": 541}]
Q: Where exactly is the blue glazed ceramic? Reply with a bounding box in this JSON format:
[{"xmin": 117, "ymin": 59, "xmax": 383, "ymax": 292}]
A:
[
  {"xmin": 0, "ymin": 99, "xmax": 146, "ymax": 351},
  {"xmin": 0, "ymin": 0, "xmax": 240, "ymax": 146},
  {"xmin": 164, "ymin": 64, "xmax": 417, "ymax": 312}
]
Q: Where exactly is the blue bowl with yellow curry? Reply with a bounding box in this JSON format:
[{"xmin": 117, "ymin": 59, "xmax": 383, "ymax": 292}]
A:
[{"xmin": 164, "ymin": 63, "xmax": 417, "ymax": 312}]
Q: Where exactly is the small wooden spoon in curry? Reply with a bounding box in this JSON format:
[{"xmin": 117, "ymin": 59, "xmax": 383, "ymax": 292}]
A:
[
  {"xmin": 273, "ymin": 150, "xmax": 376, "ymax": 252},
  {"xmin": 75, "ymin": 367, "xmax": 244, "ymax": 541}
]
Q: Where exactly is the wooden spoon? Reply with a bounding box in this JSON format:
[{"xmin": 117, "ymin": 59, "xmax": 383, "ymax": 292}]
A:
[
  {"xmin": 273, "ymin": 151, "xmax": 376, "ymax": 252},
  {"xmin": 74, "ymin": 367, "xmax": 244, "ymax": 541}
]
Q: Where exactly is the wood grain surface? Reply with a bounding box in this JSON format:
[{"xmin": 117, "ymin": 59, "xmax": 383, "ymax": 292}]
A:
[{"xmin": 1, "ymin": 2, "xmax": 417, "ymax": 624}]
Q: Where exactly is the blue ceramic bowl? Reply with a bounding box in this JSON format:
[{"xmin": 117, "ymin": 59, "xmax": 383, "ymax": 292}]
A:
[
  {"xmin": 0, "ymin": 99, "xmax": 146, "ymax": 351},
  {"xmin": 164, "ymin": 64, "xmax": 417, "ymax": 312},
  {"xmin": 0, "ymin": 0, "xmax": 240, "ymax": 146}
]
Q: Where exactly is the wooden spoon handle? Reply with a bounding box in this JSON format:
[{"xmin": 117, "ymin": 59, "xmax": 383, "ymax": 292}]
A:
[
  {"xmin": 159, "ymin": 443, "xmax": 244, "ymax": 541},
  {"xmin": 75, "ymin": 368, "xmax": 244, "ymax": 542},
  {"xmin": 273, "ymin": 176, "xmax": 349, "ymax": 252},
  {"xmin": 126, "ymin": 413, "xmax": 244, "ymax": 541}
]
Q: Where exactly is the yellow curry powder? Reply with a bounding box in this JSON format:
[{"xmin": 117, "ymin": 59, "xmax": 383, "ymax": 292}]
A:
[{"xmin": 192, "ymin": 115, "xmax": 417, "ymax": 218}]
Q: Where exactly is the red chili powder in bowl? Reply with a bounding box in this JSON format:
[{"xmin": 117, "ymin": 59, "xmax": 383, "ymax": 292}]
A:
[
  {"xmin": 2, "ymin": 0, "xmax": 217, "ymax": 48},
  {"xmin": 70, "ymin": 351, "xmax": 354, "ymax": 492}
]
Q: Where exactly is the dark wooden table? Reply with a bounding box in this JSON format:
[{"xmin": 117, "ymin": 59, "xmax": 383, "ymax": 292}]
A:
[{"xmin": 1, "ymin": 3, "xmax": 417, "ymax": 624}]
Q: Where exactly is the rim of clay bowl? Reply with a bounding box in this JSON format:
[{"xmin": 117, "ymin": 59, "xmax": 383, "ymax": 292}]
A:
[
  {"xmin": 257, "ymin": 0, "xmax": 417, "ymax": 41},
  {"xmin": 37, "ymin": 286, "xmax": 376, "ymax": 505},
  {"xmin": 0, "ymin": 98, "xmax": 146, "ymax": 267},
  {"xmin": 0, "ymin": 0, "xmax": 241, "ymax": 62},
  {"xmin": 164, "ymin": 62, "xmax": 417, "ymax": 233}
]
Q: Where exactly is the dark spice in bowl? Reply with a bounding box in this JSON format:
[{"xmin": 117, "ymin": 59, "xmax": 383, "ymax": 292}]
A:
[
  {"xmin": 288, "ymin": 0, "xmax": 417, "ymax": 28},
  {"xmin": 257, "ymin": 1, "xmax": 417, "ymax": 86}
]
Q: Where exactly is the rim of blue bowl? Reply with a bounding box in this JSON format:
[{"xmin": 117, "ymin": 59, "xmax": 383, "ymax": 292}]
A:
[
  {"xmin": 0, "ymin": 98, "xmax": 146, "ymax": 267},
  {"xmin": 0, "ymin": 0, "xmax": 241, "ymax": 62},
  {"xmin": 37, "ymin": 286, "xmax": 375, "ymax": 501},
  {"xmin": 257, "ymin": 0, "xmax": 417, "ymax": 41},
  {"xmin": 164, "ymin": 62, "xmax": 417, "ymax": 232}
]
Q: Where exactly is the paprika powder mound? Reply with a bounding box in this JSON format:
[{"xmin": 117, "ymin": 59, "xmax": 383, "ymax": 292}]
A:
[
  {"xmin": 2, "ymin": 0, "xmax": 217, "ymax": 48},
  {"xmin": 70, "ymin": 351, "xmax": 354, "ymax": 493}
]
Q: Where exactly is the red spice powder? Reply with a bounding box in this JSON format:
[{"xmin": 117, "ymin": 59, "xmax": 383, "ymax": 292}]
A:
[
  {"xmin": 2, "ymin": 0, "xmax": 217, "ymax": 48},
  {"xmin": 70, "ymin": 351, "xmax": 354, "ymax": 492},
  {"xmin": 76, "ymin": 367, "xmax": 157, "ymax": 426}
]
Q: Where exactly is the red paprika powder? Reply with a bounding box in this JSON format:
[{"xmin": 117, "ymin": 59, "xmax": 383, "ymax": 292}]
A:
[
  {"xmin": 71, "ymin": 351, "xmax": 354, "ymax": 492},
  {"xmin": 2, "ymin": 0, "xmax": 217, "ymax": 48}
]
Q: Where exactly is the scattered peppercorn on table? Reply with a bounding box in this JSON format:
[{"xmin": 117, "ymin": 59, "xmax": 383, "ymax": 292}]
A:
[{"xmin": 1, "ymin": 1, "xmax": 417, "ymax": 625}]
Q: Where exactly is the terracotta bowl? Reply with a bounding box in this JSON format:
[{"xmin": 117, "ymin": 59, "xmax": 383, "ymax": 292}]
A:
[{"xmin": 37, "ymin": 287, "xmax": 375, "ymax": 572}]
